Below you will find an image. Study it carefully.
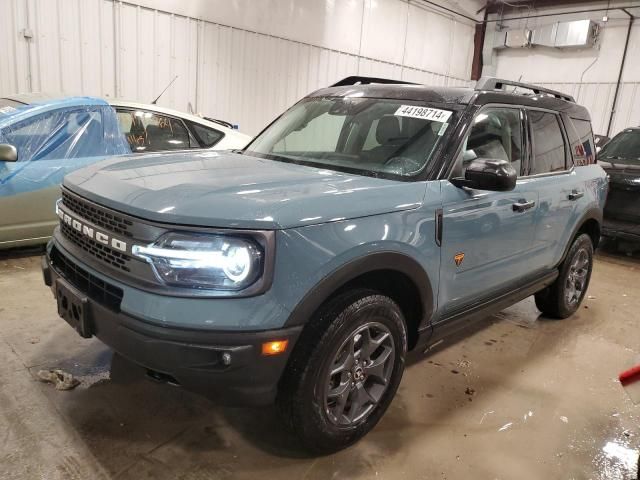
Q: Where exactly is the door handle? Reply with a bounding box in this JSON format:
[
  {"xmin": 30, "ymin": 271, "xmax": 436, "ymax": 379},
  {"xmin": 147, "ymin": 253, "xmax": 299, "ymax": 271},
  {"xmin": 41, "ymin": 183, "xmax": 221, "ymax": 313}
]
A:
[
  {"xmin": 512, "ymin": 200, "xmax": 536, "ymax": 212},
  {"xmin": 568, "ymin": 190, "xmax": 584, "ymax": 201}
]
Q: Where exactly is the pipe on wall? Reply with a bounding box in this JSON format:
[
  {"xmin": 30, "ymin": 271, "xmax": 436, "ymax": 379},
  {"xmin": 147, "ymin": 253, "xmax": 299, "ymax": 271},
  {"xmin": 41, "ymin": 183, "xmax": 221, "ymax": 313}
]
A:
[
  {"xmin": 483, "ymin": 4, "xmax": 640, "ymax": 23},
  {"xmin": 606, "ymin": 9, "xmax": 635, "ymax": 137}
]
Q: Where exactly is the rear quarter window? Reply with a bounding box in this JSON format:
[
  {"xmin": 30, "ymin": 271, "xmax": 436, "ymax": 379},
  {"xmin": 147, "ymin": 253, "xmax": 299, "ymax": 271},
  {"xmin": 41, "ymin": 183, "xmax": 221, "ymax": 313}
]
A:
[
  {"xmin": 565, "ymin": 117, "xmax": 595, "ymax": 166},
  {"xmin": 187, "ymin": 121, "xmax": 225, "ymax": 148}
]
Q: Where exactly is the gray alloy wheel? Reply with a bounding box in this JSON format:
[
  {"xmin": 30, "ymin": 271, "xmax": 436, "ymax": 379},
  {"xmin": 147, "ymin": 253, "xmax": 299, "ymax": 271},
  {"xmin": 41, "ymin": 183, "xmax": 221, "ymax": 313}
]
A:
[
  {"xmin": 276, "ymin": 289, "xmax": 407, "ymax": 453},
  {"xmin": 534, "ymin": 233, "xmax": 594, "ymax": 319},
  {"xmin": 323, "ymin": 321, "xmax": 395, "ymax": 426},
  {"xmin": 565, "ymin": 247, "xmax": 590, "ymax": 307}
]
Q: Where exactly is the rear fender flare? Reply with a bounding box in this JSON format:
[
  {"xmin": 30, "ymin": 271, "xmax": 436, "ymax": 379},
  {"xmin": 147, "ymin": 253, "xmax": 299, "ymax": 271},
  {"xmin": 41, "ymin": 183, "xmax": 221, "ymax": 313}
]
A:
[{"xmin": 559, "ymin": 207, "xmax": 602, "ymax": 265}]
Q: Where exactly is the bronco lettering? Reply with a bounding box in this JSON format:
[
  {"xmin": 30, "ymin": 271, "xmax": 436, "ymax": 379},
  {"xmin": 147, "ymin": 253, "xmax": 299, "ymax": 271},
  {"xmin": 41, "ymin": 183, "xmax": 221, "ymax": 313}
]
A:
[{"xmin": 57, "ymin": 204, "xmax": 128, "ymax": 253}]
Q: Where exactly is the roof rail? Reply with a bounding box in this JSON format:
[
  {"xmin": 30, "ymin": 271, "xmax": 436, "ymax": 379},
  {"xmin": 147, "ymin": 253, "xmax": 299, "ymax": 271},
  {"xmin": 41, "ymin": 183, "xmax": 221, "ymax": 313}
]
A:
[
  {"xmin": 331, "ymin": 76, "xmax": 418, "ymax": 87},
  {"xmin": 475, "ymin": 77, "xmax": 575, "ymax": 103}
]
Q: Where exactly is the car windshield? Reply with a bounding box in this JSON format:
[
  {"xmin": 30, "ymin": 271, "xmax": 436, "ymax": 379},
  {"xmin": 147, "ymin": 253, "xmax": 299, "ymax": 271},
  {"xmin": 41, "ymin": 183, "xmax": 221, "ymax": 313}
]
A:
[
  {"xmin": 599, "ymin": 130, "xmax": 640, "ymax": 165},
  {"xmin": 245, "ymin": 97, "xmax": 454, "ymax": 178}
]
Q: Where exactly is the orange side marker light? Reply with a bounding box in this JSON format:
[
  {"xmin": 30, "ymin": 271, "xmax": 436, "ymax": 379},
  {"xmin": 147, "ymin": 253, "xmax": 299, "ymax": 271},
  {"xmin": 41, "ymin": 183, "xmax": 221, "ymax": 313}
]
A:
[{"xmin": 262, "ymin": 340, "xmax": 289, "ymax": 356}]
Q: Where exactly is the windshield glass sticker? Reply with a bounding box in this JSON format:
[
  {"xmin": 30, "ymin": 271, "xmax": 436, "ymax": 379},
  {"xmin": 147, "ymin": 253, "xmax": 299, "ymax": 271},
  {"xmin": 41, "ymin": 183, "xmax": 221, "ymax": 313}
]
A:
[
  {"xmin": 438, "ymin": 122, "xmax": 449, "ymax": 136},
  {"xmin": 394, "ymin": 105, "xmax": 452, "ymax": 122},
  {"xmin": 0, "ymin": 106, "xmax": 16, "ymax": 115}
]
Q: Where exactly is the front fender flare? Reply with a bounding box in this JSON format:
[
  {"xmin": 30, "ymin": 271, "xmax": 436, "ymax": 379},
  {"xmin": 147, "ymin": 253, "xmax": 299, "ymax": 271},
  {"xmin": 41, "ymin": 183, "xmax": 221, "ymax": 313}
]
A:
[{"xmin": 284, "ymin": 251, "xmax": 434, "ymax": 328}]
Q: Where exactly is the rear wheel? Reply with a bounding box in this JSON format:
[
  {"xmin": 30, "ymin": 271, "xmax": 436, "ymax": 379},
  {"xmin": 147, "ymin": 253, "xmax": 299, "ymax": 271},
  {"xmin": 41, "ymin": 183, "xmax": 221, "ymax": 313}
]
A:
[
  {"xmin": 277, "ymin": 289, "xmax": 407, "ymax": 453},
  {"xmin": 535, "ymin": 233, "xmax": 594, "ymax": 319}
]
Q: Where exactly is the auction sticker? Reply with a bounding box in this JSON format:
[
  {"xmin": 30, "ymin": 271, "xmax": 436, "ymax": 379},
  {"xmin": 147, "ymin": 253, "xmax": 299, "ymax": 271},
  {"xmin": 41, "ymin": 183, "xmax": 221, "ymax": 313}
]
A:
[{"xmin": 395, "ymin": 105, "xmax": 452, "ymax": 122}]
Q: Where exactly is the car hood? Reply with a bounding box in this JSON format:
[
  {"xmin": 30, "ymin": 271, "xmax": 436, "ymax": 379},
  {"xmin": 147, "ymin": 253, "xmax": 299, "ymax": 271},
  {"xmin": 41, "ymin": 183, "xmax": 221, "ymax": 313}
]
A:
[
  {"xmin": 63, "ymin": 151, "xmax": 427, "ymax": 229},
  {"xmin": 601, "ymin": 160, "xmax": 640, "ymax": 191},
  {"xmin": 600, "ymin": 160, "xmax": 640, "ymax": 171}
]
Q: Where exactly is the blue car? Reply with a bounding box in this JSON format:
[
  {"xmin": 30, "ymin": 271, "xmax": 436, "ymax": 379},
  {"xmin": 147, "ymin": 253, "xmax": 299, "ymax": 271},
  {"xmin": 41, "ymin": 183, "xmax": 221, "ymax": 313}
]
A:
[
  {"xmin": 43, "ymin": 77, "xmax": 607, "ymax": 452},
  {"xmin": 0, "ymin": 95, "xmax": 130, "ymax": 249}
]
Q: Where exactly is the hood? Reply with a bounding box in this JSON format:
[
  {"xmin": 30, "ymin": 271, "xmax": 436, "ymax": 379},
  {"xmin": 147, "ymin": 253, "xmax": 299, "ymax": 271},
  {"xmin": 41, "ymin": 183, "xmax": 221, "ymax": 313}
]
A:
[
  {"xmin": 63, "ymin": 151, "xmax": 427, "ymax": 229},
  {"xmin": 600, "ymin": 160, "xmax": 640, "ymax": 192}
]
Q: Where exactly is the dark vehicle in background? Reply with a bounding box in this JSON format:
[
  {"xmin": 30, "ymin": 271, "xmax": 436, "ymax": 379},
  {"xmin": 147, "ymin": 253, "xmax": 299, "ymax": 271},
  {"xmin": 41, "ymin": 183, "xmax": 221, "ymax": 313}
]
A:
[
  {"xmin": 594, "ymin": 134, "xmax": 610, "ymax": 154},
  {"xmin": 599, "ymin": 127, "xmax": 640, "ymax": 243}
]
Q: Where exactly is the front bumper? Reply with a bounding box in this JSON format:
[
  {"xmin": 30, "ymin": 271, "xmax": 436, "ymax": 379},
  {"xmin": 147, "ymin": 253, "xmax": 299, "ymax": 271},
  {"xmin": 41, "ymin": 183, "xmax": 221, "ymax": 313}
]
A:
[
  {"xmin": 602, "ymin": 217, "xmax": 640, "ymax": 242},
  {"xmin": 42, "ymin": 246, "xmax": 302, "ymax": 406}
]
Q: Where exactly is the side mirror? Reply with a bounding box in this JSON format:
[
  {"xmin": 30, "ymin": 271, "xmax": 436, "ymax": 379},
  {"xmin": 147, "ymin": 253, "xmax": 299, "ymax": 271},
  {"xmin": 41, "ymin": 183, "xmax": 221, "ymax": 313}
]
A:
[
  {"xmin": 0, "ymin": 144, "xmax": 17, "ymax": 162},
  {"xmin": 451, "ymin": 158, "xmax": 517, "ymax": 192}
]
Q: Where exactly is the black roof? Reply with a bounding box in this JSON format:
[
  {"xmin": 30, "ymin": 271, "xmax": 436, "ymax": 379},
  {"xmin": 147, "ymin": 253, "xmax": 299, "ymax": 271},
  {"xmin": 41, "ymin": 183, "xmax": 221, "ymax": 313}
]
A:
[
  {"xmin": 309, "ymin": 84, "xmax": 474, "ymax": 106},
  {"xmin": 309, "ymin": 77, "xmax": 590, "ymax": 121}
]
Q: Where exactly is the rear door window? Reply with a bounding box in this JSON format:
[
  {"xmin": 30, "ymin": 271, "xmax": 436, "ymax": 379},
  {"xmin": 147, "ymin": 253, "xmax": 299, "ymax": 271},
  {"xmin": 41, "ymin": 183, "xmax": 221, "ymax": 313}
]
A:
[{"xmin": 529, "ymin": 111, "xmax": 567, "ymax": 174}]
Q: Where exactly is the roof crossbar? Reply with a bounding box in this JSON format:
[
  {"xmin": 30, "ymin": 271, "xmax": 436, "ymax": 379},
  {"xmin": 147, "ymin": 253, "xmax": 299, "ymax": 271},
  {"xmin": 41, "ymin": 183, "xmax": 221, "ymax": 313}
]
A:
[
  {"xmin": 331, "ymin": 76, "xmax": 418, "ymax": 87},
  {"xmin": 475, "ymin": 77, "xmax": 575, "ymax": 103}
]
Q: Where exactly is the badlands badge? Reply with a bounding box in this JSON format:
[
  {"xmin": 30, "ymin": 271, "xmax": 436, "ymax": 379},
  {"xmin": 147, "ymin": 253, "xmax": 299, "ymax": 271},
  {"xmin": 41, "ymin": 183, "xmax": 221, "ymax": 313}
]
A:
[{"xmin": 454, "ymin": 252, "xmax": 465, "ymax": 267}]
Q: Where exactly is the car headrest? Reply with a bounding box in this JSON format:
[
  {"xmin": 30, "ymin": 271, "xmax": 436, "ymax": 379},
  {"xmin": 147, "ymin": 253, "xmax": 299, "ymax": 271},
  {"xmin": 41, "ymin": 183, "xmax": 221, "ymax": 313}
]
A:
[{"xmin": 376, "ymin": 116, "xmax": 401, "ymax": 145}]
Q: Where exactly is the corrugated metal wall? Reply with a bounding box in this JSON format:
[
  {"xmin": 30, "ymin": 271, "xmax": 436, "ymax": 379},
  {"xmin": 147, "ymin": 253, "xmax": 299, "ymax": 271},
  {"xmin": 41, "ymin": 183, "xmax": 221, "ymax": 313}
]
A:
[
  {"xmin": 0, "ymin": 0, "xmax": 475, "ymax": 135},
  {"xmin": 491, "ymin": 8, "xmax": 640, "ymax": 137}
]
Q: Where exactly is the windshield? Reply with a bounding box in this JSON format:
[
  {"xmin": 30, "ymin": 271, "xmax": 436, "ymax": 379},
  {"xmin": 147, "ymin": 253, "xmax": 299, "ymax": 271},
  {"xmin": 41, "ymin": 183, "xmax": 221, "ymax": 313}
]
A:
[
  {"xmin": 599, "ymin": 130, "xmax": 640, "ymax": 165},
  {"xmin": 245, "ymin": 97, "xmax": 454, "ymax": 178}
]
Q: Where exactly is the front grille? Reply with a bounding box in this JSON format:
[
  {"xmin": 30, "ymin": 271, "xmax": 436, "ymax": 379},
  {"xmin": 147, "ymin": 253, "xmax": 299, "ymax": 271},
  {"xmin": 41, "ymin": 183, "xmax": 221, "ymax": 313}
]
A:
[
  {"xmin": 62, "ymin": 191, "xmax": 133, "ymax": 238},
  {"xmin": 50, "ymin": 246, "xmax": 124, "ymax": 312},
  {"xmin": 61, "ymin": 223, "xmax": 131, "ymax": 272}
]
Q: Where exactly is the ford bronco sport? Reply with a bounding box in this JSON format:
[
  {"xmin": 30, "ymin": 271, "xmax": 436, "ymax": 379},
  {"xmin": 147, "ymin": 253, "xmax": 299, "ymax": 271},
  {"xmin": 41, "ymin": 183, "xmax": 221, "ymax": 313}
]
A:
[{"xmin": 42, "ymin": 76, "xmax": 607, "ymax": 453}]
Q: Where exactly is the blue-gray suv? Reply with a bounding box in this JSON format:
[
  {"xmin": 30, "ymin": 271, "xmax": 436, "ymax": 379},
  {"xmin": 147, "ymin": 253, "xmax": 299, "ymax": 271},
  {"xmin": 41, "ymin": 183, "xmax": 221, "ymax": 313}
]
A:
[{"xmin": 42, "ymin": 76, "xmax": 608, "ymax": 452}]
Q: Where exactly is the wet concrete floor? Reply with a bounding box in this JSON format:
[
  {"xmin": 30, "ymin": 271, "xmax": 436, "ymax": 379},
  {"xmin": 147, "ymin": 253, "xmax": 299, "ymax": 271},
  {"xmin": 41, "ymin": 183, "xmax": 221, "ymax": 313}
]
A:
[{"xmin": 1, "ymin": 245, "xmax": 639, "ymax": 479}]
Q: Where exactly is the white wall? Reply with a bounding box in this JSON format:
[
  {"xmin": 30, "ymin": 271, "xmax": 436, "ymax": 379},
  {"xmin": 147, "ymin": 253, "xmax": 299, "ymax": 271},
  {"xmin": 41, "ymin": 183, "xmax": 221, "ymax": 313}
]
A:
[
  {"xmin": 486, "ymin": 2, "xmax": 640, "ymax": 136},
  {"xmin": 0, "ymin": 0, "xmax": 479, "ymax": 135}
]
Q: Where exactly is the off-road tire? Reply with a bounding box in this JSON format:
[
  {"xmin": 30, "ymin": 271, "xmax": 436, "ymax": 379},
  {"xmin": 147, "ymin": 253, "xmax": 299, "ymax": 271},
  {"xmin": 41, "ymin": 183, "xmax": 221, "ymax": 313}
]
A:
[
  {"xmin": 535, "ymin": 233, "xmax": 594, "ymax": 319},
  {"xmin": 277, "ymin": 289, "xmax": 407, "ymax": 454}
]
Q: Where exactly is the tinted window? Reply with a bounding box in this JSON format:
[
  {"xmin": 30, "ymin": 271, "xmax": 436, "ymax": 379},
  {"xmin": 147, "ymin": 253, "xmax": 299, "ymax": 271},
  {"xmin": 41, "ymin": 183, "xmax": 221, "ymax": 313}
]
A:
[
  {"xmin": 457, "ymin": 108, "xmax": 523, "ymax": 176},
  {"xmin": 530, "ymin": 111, "xmax": 566, "ymax": 174},
  {"xmin": 565, "ymin": 117, "xmax": 595, "ymax": 166},
  {"xmin": 116, "ymin": 109, "xmax": 194, "ymax": 152},
  {"xmin": 246, "ymin": 97, "xmax": 453, "ymax": 178},
  {"xmin": 187, "ymin": 121, "xmax": 224, "ymax": 148}
]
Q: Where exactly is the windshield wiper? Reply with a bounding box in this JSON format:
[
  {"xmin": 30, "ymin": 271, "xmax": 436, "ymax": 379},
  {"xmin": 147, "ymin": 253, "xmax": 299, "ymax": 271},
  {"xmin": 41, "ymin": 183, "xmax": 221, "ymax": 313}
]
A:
[{"xmin": 245, "ymin": 151, "xmax": 312, "ymax": 166}]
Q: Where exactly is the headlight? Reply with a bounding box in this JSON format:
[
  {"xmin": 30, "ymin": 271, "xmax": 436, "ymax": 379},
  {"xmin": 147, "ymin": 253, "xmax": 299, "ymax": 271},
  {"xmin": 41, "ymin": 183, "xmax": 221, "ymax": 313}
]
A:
[{"xmin": 132, "ymin": 232, "xmax": 263, "ymax": 290}]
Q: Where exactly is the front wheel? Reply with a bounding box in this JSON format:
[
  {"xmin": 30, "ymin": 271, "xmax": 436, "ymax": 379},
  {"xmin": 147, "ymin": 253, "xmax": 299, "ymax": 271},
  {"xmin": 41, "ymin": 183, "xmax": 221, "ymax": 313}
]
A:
[
  {"xmin": 277, "ymin": 289, "xmax": 407, "ymax": 454},
  {"xmin": 535, "ymin": 233, "xmax": 594, "ymax": 319}
]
